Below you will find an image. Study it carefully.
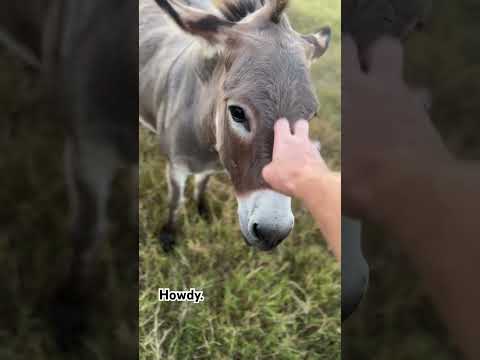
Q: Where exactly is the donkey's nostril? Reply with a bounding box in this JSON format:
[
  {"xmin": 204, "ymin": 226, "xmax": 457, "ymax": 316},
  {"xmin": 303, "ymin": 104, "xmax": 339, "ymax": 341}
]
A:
[{"xmin": 252, "ymin": 223, "xmax": 263, "ymax": 241}]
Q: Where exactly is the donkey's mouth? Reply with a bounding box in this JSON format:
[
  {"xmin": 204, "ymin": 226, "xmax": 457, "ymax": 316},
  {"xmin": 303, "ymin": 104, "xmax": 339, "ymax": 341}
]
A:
[
  {"xmin": 241, "ymin": 234, "xmax": 279, "ymax": 251},
  {"xmin": 242, "ymin": 235, "xmax": 252, "ymax": 247},
  {"xmin": 237, "ymin": 189, "xmax": 294, "ymax": 251},
  {"xmin": 254, "ymin": 241, "xmax": 281, "ymax": 252}
]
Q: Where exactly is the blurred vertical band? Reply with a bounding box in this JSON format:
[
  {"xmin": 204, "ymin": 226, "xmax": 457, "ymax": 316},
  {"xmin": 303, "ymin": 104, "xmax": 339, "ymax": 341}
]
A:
[
  {"xmin": 341, "ymin": 216, "xmax": 369, "ymax": 322},
  {"xmin": 0, "ymin": 1, "xmax": 138, "ymax": 358}
]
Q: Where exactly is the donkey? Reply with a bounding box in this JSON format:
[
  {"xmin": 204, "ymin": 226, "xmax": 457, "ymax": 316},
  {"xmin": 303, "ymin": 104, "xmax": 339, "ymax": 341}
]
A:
[{"xmin": 140, "ymin": 0, "xmax": 331, "ymax": 251}]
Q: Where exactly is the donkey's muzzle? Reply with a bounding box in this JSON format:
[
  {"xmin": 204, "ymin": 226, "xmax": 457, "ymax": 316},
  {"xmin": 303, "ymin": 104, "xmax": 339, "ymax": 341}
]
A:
[
  {"xmin": 237, "ymin": 190, "xmax": 294, "ymax": 251},
  {"xmin": 251, "ymin": 222, "xmax": 291, "ymax": 250}
]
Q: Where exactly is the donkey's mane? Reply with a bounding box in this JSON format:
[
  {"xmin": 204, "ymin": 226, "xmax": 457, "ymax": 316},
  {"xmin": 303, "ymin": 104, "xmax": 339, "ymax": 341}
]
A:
[{"xmin": 217, "ymin": 0, "xmax": 266, "ymax": 22}]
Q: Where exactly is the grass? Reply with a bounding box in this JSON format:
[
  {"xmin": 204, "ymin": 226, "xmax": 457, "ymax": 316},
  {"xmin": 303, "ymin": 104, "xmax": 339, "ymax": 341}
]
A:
[{"xmin": 139, "ymin": 0, "xmax": 341, "ymax": 359}]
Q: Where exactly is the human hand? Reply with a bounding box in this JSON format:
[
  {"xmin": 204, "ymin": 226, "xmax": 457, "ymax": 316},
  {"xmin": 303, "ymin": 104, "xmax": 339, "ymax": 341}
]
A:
[
  {"xmin": 262, "ymin": 118, "xmax": 329, "ymax": 200},
  {"xmin": 342, "ymin": 35, "xmax": 452, "ymax": 222}
]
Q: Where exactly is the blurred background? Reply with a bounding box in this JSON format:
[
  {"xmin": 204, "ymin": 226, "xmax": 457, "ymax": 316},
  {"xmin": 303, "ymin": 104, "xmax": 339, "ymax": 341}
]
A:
[
  {"xmin": 139, "ymin": 0, "xmax": 341, "ymax": 358},
  {"xmin": 343, "ymin": 0, "xmax": 479, "ymax": 358},
  {"xmin": 0, "ymin": 51, "xmax": 137, "ymax": 360},
  {"xmin": 0, "ymin": 4, "xmax": 137, "ymax": 359}
]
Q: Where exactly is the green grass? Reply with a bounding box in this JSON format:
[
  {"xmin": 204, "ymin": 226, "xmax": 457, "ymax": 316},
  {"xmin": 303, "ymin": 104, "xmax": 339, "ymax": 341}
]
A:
[{"xmin": 139, "ymin": 0, "xmax": 341, "ymax": 359}]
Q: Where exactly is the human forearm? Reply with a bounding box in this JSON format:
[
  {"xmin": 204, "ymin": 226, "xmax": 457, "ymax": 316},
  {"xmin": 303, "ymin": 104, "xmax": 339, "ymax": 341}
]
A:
[
  {"xmin": 298, "ymin": 170, "xmax": 341, "ymax": 260},
  {"xmin": 377, "ymin": 161, "xmax": 480, "ymax": 359}
]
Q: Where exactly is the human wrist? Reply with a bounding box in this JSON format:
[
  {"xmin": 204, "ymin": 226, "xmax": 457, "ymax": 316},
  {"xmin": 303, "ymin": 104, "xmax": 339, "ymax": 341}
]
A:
[
  {"xmin": 293, "ymin": 160, "xmax": 331, "ymax": 202},
  {"xmin": 299, "ymin": 167, "xmax": 341, "ymax": 256},
  {"xmin": 297, "ymin": 165, "xmax": 339, "ymax": 218}
]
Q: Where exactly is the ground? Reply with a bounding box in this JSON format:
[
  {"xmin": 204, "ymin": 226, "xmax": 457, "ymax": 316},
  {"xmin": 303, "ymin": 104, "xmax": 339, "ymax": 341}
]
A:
[{"xmin": 139, "ymin": 0, "xmax": 341, "ymax": 359}]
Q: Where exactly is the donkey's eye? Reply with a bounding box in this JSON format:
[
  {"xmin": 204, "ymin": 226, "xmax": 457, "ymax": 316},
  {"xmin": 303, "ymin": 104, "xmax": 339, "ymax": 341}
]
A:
[
  {"xmin": 229, "ymin": 105, "xmax": 247, "ymax": 123},
  {"xmin": 228, "ymin": 105, "xmax": 251, "ymax": 133}
]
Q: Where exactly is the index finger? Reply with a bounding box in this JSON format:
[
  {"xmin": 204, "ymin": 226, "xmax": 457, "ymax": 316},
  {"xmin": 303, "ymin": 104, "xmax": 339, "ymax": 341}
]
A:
[
  {"xmin": 294, "ymin": 120, "xmax": 309, "ymax": 139},
  {"xmin": 274, "ymin": 118, "xmax": 292, "ymax": 139}
]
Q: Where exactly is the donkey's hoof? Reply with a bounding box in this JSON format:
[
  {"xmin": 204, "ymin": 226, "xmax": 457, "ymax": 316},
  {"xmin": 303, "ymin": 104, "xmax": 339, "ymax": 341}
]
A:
[
  {"xmin": 197, "ymin": 200, "xmax": 211, "ymax": 222},
  {"xmin": 159, "ymin": 230, "xmax": 176, "ymax": 252},
  {"xmin": 50, "ymin": 287, "xmax": 88, "ymax": 352}
]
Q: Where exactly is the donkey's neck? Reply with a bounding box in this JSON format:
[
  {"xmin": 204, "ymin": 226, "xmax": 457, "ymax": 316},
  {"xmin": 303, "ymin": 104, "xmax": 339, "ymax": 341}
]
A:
[
  {"xmin": 194, "ymin": 86, "xmax": 217, "ymax": 152},
  {"xmin": 186, "ymin": 41, "xmax": 222, "ymax": 153}
]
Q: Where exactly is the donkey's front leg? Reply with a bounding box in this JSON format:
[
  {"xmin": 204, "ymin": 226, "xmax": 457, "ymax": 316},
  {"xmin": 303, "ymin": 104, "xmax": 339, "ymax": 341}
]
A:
[
  {"xmin": 53, "ymin": 138, "xmax": 119, "ymax": 350},
  {"xmin": 66, "ymin": 138, "xmax": 119, "ymax": 281},
  {"xmin": 160, "ymin": 162, "xmax": 188, "ymax": 251},
  {"xmin": 194, "ymin": 173, "xmax": 210, "ymax": 220}
]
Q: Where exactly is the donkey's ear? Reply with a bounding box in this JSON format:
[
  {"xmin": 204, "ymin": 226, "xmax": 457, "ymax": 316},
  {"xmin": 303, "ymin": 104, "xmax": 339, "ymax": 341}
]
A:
[
  {"xmin": 302, "ymin": 26, "xmax": 331, "ymax": 62},
  {"xmin": 155, "ymin": 0, "xmax": 235, "ymax": 44},
  {"xmin": 267, "ymin": 0, "xmax": 289, "ymax": 24}
]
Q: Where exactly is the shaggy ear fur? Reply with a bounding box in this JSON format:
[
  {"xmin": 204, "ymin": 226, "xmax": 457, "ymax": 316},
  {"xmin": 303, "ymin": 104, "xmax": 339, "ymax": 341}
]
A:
[
  {"xmin": 268, "ymin": 0, "xmax": 289, "ymax": 24},
  {"xmin": 246, "ymin": 0, "xmax": 289, "ymax": 25},
  {"xmin": 155, "ymin": 0, "xmax": 235, "ymax": 44}
]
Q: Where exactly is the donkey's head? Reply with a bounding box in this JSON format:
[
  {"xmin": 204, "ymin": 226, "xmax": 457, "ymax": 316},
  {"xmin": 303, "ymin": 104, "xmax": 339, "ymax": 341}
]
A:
[{"xmin": 157, "ymin": 0, "xmax": 330, "ymax": 250}]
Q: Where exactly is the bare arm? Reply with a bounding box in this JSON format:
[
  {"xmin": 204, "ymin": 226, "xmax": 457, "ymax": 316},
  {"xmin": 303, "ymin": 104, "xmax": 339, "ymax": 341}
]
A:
[
  {"xmin": 262, "ymin": 119, "xmax": 341, "ymax": 259},
  {"xmin": 342, "ymin": 36, "xmax": 480, "ymax": 359},
  {"xmin": 298, "ymin": 170, "xmax": 341, "ymax": 259},
  {"xmin": 379, "ymin": 160, "xmax": 480, "ymax": 359}
]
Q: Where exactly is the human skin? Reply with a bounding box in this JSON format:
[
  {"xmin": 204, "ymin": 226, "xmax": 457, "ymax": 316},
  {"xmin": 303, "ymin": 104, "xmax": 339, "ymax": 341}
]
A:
[
  {"xmin": 262, "ymin": 119, "xmax": 341, "ymax": 259},
  {"xmin": 342, "ymin": 35, "xmax": 480, "ymax": 359}
]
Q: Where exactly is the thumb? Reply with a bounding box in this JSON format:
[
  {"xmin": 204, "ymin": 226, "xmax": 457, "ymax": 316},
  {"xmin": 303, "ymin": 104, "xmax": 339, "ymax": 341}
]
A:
[{"xmin": 262, "ymin": 163, "xmax": 275, "ymax": 184}]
